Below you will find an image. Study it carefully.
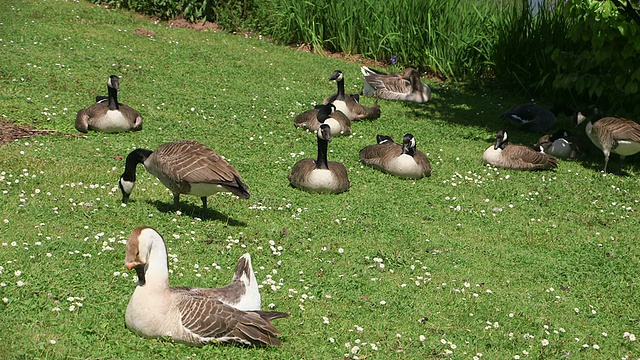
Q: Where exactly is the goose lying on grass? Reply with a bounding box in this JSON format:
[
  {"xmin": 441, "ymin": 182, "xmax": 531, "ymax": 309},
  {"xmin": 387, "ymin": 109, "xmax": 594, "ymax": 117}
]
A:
[
  {"xmin": 75, "ymin": 75, "xmax": 142, "ymax": 133},
  {"xmin": 289, "ymin": 123, "xmax": 350, "ymax": 194},
  {"xmin": 483, "ymin": 130, "xmax": 558, "ymax": 170},
  {"xmin": 324, "ymin": 70, "xmax": 381, "ymax": 121},
  {"xmin": 500, "ymin": 103, "xmax": 556, "ymax": 133},
  {"xmin": 294, "ymin": 103, "xmax": 351, "ymax": 136},
  {"xmin": 359, "ymin": 133, "xmax": 431, "ymax": 179},
  {"xmin": 124, "ymin": 226, "xmax": 289, "ymax": 346},
  {"xmin": 361, "ymin": 66, "xmax": 431, "ymax": 103}
]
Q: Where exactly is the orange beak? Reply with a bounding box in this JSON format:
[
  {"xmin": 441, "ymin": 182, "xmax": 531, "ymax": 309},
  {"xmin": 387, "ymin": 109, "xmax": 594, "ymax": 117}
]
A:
[{"xmin": 125, "ymin": 262, "xmax": 138, "ymax": 271}]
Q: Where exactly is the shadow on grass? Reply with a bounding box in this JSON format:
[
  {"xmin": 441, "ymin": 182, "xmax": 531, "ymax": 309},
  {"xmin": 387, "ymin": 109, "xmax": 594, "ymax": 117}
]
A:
[{"xmin": 147, "ymin": 200, "xmax": 247, "ymax": 226}]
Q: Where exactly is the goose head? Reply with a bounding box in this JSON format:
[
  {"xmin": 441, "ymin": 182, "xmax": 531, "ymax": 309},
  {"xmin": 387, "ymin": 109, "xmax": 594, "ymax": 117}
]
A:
[
  {"xmin": 402, "ymin": 134, "xmax": 417, "ymax": 156},
  {"xmin": 119, "ymin": 149, "xmax": 153, "ymax": 203},
  {"xmin": 124, "ymin": 226, "xmax": 164, "ymax": 284},
  {"xmin": 494, "ymin": 130, "xmax": 509, "ymax": 150},
  {"xmin": 329, "ymin": 70, "xmax": 344, "ymax": 82},
  {"xmin": 574, "ymin": 106, "xmax": 602, "ymax": 125},
  {"xmin": 317, "ymin": 123, "xmax": 333, "ymax": 142},
  {"xmin": 108, "ymin": 75, "xmax": 120, "ymax": 92},
  {"xmin": 316, "ymin": 103, "xmax": 335, "ymax": 122},
  {"xmin": 376, "ymin": 134, "xmax": 394, "ymax": 144}
]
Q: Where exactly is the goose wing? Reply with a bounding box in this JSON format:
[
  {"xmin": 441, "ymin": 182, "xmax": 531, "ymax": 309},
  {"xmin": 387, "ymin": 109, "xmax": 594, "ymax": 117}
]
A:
[
  {"xmin": 177, "ymin": 295, "xmax": 287, "ymax": 346},
  {"xmin": 503, "ymin": 145, "xmax": 558, "ymax": 169},
  {"xmin": 359, "ymin": 142, "xmax": 401, "ymax": 166},
  {"xmin": 595, "ymin": 117, "xmax": 640, "ymax": 142},
  {"xmin": 366, "ymin": 74, "xmax": 412, "ymax": 96},
  {"xmin": 153, "ymin": 140, "xmax": 249, "ymax": 197}
]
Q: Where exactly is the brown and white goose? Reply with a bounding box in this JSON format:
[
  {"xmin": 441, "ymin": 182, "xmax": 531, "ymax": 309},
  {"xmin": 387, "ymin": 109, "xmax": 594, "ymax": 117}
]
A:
[
  {"xmin": 359, "ymin": 133, "xmax": 431, "ymax": 179},
  {"xmin": 75, "ymin": 75, "xmax": 143, "ymax": 133},
  {"xmin": 124, "ymin": 226, "xmax": 289, "ymax": 346},
  {"xmin": 288, "ymin": 123, "xmax": 350, "ymax": 194},
  {"xmin": 361, "ymin": 66, "xmax": 431, "ymax": 103},
  {"xmin": 482, "ymin": 130, "xmax": 558, "ymax": 170},
  {"xmin": 294, "ymin": 103, "xmax": 351, "ymax": 136},
  {"xmin": 535, "ymin": 129, "xmax": 585, "ymax": 159},
  {"xmin": 325, "ymin": 70, "xmax": 381, "ymax": 121},
  {"xmin": 500, "ymin": 103, "xmax": 556, "ymax": 133},
  {"xmin": 575, "ymin": 107, "xmax": 640, "ymax": 173},
  {"xmin": 119, "ymin": 140, "xmax": 249, "ymax": 217}
]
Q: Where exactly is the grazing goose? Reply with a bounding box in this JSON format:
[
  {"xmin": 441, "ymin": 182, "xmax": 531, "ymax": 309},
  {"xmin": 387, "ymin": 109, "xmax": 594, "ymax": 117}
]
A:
[
  {"xmin": 575, "ymin": 107, "xmax": 640, "ymax": 173},
  {"xmin": 119, "ymin": 140, "xmax": 250, "ymax": 217},
  {"xmin": 294, "ymin": 103, "xmax": 351, "ymax": 136},
  {"xmin": 288, "ymin": 123, "xmax": 350, "ymax": 194},
  {"xmin": 361, "ymin": 66, "xmax": 431, "ymax": 103},
  {"xmin": 359, "ymin": 133, "xmax": 431, "ymax": 179},
  {"xmin": 124, "ymin": 226, "xmax": 289, "ymax": 346},
  {"xmin": 500, "ymin": 103, "xmax": 556, "ymax": 133},
  {"xmin": 482, "ymin": 130, "xmax": 558, "ymax": 170},
  {"xmin": 325, "ymin": 70, "xmax": 381, "ymax": 121},
  {"xmin": 535, "ymin": 129, "xmax": 585, "ymax": 159},
  {"xmin": 75, "ymin": 75, "xmax": 143, "ymax": 133}
]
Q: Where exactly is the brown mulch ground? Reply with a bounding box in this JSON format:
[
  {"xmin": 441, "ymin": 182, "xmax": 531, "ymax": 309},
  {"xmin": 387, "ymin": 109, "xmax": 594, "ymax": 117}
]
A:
[{"xmin": 0, "ymin": 118, "xmax": 65, "ymax": 145}]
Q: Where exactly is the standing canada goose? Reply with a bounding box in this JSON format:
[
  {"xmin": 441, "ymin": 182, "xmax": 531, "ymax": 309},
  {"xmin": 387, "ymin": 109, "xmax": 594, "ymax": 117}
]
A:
[
  {"xmin": 75, "ymin": 75, "xmax": 143, "ymax": 133},
  {"xmin": 535, "ymin": 129, "xmax": 585, "ymax": 159},
  {"xmin": 288, "ymin": 123, "xmax": 350, "ymax": 194},
  {"xmin": 361, "ymin": 66, "xmax": 431, "ymax": 103},
  {"xmin": 119, "ymin": 140, "xmax": 249, "ymax": 217},
  {"xmin": 325, "ymin": 70, "xmax": 381, "ymax": 121},
  {"xmin": 575, "ymin": 107, "xmax": 640, "ymax": 173},
  {"xmin": 124, "ymin": 226, "xmax": 289, "ymax": 346},
  {"xmin": 359, "ymin": 133, "xmax": 431, "ymax": 179},
  {"xmin": 500, "ymin": 104, "xmax": 556, "ymax": 133},
  {"xmin": 482, "ymin": 130, "xmax": 558, "ymax": 170},
  {"xmin": 294, "ymin": 103, "xmax": 351, "ymax": 136}
]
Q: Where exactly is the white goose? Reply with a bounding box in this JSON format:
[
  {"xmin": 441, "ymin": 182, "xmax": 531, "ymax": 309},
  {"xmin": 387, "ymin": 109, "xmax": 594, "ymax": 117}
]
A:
[{"xmin": 124, "ymin": 226, "xmax": 289, "ymax": 346}]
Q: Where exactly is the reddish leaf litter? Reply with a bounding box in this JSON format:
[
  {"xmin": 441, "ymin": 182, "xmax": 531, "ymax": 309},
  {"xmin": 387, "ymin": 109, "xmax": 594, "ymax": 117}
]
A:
[{"xmin": 0, "ymin": 118, "xmax": 73, "ymax": 145}]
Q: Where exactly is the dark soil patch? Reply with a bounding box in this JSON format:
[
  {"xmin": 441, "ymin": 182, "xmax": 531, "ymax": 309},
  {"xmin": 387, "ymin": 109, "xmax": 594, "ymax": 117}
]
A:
[{"xmin": 0, "ymin": 118, "xmax": 75, "ymax": 145}]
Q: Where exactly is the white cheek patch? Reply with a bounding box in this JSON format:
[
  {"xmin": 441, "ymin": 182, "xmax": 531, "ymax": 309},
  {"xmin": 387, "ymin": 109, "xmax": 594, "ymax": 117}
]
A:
[{"xmin": 120, "ymin": 179, "xmax": 136, "ymax": 194}]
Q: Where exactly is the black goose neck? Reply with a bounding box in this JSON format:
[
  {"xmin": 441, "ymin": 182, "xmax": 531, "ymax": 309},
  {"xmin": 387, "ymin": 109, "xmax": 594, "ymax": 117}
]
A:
[
  {"xmin": 335, "ymin": 77, "xmax": 345, "ymax": 101},
  {"xmin": 121, "ymin": 149, "xmax": 152, "ymax": 181},
  {"xmin": 315, "ymin": 137, "xmax": 329, "ymax": 170},
  {"xmin": 107, "ymin": 85, "xmax": 119, "ymax": 110}
]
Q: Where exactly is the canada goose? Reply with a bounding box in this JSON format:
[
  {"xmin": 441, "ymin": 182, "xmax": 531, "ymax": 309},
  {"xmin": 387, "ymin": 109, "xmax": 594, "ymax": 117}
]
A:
[
  {"xmin": 288, "ymin": 123, "xmax": 350, "ymax": 194},
  {"xmin": 294, "ymin": 103, "xmax": 351, "ymax": 136},
  {"xmin": 482, "ymin": 130, "xmax": 558, "ymax": 170},
  {"xmin": 124, "ymin": 226, "xmax": 289, "ymax": 346},
  {"xmin": 75, "ymin": 75, "xmax": 143, "ymax": 133},
  {"xmin": 535, "ymin": 129, "xmax": 585, "ymax": 159},
  {"xmin": 361, "ymin": 66, "xmax": 431, "ymax": 103},
  {"xmin": 325, "ymin": 70, "xmax": 381, "ymax": 121},
  {"xmin": 359, "ymin": 133, "xmax": 431, "ymax": 179},
  {"xmin": 500, "ymin": 104, "xmax": 556, "ymax": 133},
  {"xmin": 119, "ymin": 140, "xmax": 249, "ymax": 217},
  {"xmin": 575, "ymin": 107, "xmax": 640, "ymax": 173}
]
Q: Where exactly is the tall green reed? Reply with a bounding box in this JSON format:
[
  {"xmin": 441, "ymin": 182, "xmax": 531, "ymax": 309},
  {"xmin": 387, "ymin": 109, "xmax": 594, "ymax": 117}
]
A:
[
  {"xmin": 270, "ymin": 0, "xmax": 499, "ymax": 80},
  {"xmin": 491, "ymin": 0, "xmax": 573, "ymax": 99}
]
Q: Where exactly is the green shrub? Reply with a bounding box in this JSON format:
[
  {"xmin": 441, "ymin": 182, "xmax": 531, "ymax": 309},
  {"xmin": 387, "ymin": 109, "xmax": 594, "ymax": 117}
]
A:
[
  {"xmin": 268, "ymin": 0, "xmax": 498, "ymax": 80},
  {"xmin": 552, "ymin": 0, "xmax": 640, "ymax": 114}
]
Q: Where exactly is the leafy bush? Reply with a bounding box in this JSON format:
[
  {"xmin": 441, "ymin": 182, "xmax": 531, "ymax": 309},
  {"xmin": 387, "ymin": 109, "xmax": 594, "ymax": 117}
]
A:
[
  {"xmin": 491, "ymin": 0, "xmax": 573, "ymax": 98},
  {"xmin": 551, "ymin": 0, "xmax": 640, "ymax": 114}
]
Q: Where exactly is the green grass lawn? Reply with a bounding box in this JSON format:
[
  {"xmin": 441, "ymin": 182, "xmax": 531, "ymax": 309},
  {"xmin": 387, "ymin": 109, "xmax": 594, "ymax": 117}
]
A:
[{"xmin": 1, "ymin": 0, "xmax": 639, "ymax": 358}]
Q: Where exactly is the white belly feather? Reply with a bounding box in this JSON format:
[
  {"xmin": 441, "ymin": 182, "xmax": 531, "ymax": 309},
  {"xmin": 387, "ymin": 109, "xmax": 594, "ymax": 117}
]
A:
[
  {"xmin": 306, "ymin": 169, "xmax": 338, "ymax": 191},
  {"xmin": 385, "ymin": 154, "xmax": 423, "ymax": 178},
  {"xmin": 324, "ymin": 118, "xmax": 343, "ymax": 135},
  {"xmin": 95, "ymin": 110, "xmax": 132, "ymax": 133}
]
